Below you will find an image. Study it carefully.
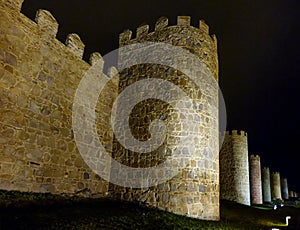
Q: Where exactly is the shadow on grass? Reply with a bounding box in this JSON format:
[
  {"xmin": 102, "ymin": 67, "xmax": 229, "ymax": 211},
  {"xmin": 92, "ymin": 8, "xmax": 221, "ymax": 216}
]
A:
[{"xmin": 0, "ymin": 191, "xmax": 299, "ymax": 229}]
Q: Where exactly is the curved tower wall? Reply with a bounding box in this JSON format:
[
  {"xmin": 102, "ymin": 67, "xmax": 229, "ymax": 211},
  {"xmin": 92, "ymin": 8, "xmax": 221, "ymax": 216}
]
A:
[
  {"xmin": 262, "ymin": 167, "xmax": 272, "ymax": 203},
  {"xmin": 271, "ymin": 172, "xmax": 282, "ymax": 200},
  {"xmin": 249, "ymin": 155, "xmax": 263, "ymax": 204},
  {"xmin": 281, "ymin": 178, "xmax": 289, "ymax": 200},
  {"xmin": 220, "ymin": 130, "xmax": 250, "ymax": 205},
  {"xmin": 111, "ymin": 16, "xmax": 220, "ymax": 220}
]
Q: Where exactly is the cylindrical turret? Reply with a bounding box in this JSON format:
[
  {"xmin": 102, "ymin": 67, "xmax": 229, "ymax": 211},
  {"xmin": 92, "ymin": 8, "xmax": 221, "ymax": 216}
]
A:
[
  {"xmin": 271, "ymin": 172, "xmax": 282, "ymax": 200},
  {"xmin": 281, "ymin": 178, "xmax": 289, "ymax": 200},
  {"xmin": 289, "ymin": 190, "xmax": 294, "ymax": 198},
  {"xmin": 220, "ymin": 130, "xmax": 250, "ymax": 205},
  {"xmin": 249, "ymin": 155, "xmax": 263, "ymax": 204},
  {"xmin": 112, "ymin": 16, "xmax": 220, "ymax": 221},
  {"xmin": 262, "ymin": 167, "xmax": 272, "ymax": 203}
]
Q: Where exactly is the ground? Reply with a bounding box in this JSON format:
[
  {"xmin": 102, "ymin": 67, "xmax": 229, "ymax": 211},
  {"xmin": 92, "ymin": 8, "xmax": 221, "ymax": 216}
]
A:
[{"xmin": 0, "ymin": 190, "xmax": 299, "ymax": 229}]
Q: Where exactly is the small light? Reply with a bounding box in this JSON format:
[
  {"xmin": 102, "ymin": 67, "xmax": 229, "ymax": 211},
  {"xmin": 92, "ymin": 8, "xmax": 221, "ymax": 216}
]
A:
[
  {"xmin": 286, "ymin": 216, "xmax": 291, "ymax": 226},
  {"xmin": 273, "ymin": 205, "xmax": 277, "ymax": 210}
]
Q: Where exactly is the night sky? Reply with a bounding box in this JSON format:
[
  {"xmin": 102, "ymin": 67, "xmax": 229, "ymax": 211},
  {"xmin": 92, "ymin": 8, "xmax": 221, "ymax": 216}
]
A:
[{"xmin": 21, "ymin": 0, "xmax": 300, "ymax": 192}]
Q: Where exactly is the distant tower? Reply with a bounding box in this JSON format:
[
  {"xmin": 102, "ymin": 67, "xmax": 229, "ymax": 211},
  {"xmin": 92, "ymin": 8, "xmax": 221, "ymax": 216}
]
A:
[
  {"xmin": 289, "ymin": 190, "xmax": 294, "ymax": 198},
  {"xmin": 271, "ymin": 172, "xmax": 282, "ymax": 200},
  {"xmin": 220, "ymin": 130, "xmax": 250, "ymax": 205},
  {"xmin": 262, "ymin": 167, "xmax": 272, "ymax": 203},
  {"xmin": 249, "ymin": 155, "xmax": 263, "ymax": 204},
  {"xmin": 281, "ymin": 178, "xmax": 289, "ymax": 200}
]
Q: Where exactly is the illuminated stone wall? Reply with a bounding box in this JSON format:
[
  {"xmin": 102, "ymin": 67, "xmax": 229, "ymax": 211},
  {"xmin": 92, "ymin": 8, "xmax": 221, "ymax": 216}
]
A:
[
  {"xmin": 271, "ymin": 172, "xmax": 282, "ymax": 200},
  {"xmin": 249, "ymin": 155, "xmax": 263, "ymax": 204},
  {"xmin": 111, "ymin": 16, "xmax": 220, "ymax": 220},
  {"xmin": 262, "ymin": 167, "xmax": 272, "ymax": 203},
  {"xmin": 281, "ymin": 178, "xmax": 289, "ymax": 200},
  {"xmin": 0, "ymin": 0, "xmax": 118, "ymax": 195},
  {"xmin": 220, "ymin": 130, "xmax": 250, "ymax": 205}
]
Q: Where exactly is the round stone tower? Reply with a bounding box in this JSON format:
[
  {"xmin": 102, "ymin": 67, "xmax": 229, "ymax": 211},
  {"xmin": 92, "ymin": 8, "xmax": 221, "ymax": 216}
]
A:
[
  {"xmin": 281, "ymin": 178, "xmax": 289, "ymax": 200},
  {"xmin": 111, "ymin": 16, "xmax": 220, "ymax": 220},
  {"xmin": 262, "ymin": 167, "xmax": 272, "ymax": 203},
  {"xmin": 220, "ymin": 130, "xmax": 250, "ymax": 205},
  {"xmin": 271, "ymin": 172, "xmax": 282, "ymax": 200},
  {"xmin": 249, "ymin": 155, "xmax": 263, "ymax": 204}
]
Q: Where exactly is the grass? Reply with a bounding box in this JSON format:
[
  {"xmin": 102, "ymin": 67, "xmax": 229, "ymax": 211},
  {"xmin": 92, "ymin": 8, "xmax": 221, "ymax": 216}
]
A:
[{"xmin": 0, "ymin": 190, "xmax": 299, "ymax": 229}]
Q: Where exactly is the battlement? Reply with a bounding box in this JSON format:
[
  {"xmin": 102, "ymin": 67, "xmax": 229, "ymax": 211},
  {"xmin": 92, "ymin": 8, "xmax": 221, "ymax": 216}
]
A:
[
  {"xmin": 263, "ymin": 167, "xmax": 270, "ymax": 171},
  {"xmin": 250, "ymin": 154, "xmax": 260, "ymax": 160},
  {"xmin": 119, "ymin": 16, "xmax": 213, "ymax": 46},
  {"xmin": 35, "ymin": 9, "xmax": 58, "ymax": 37},
  {"xmin": 1, "ymin": 0, "xmax": 111, "ymax": 69},
  {"xmin": 272, "ymin": 172, "xmax": 280, "ymax": 176},
  {"xmin": 1, "ymin": 0, "xmax": 24, "ymax": 11},
  {"xmin": 224, "ymin": 130, "xmax": 247, "ymax": 137}
]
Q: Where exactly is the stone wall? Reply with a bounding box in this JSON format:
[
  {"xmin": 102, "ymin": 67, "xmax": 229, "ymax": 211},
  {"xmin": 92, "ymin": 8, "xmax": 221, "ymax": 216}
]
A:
[
  {"xmin": 220, "ymin": 130, "xmax": 250, "ymax": 205},
  {"xmin": 281, "ymin": 178, "xmax": 289, "ymax": 200},
  {"xmin": 249, "ymin": 155, "xmax": 262, "ymax": 204},
  {"xmin": 110, "ymin": 16, "xmax": 220, "ymax": 220},
  {"xmin": 262, "ymin": 167, "xmax": 272, "ymax": 203},
  {"xmin": 0, "ymin": 0, "xmax": 118, "ymax": 195},
  {"xmin": 271, "ymin": 172, "xmax": 282, "ymax": 200}
]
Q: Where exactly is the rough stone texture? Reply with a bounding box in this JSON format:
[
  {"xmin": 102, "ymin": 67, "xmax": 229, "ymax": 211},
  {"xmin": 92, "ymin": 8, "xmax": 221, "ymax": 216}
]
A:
[
  {"xmin": 262, "ymin": 167, "xmax": 272, "ymax": 203},
  {"xmin": 111, "ymin": 16, "xmax": 219, "ymax": 220},
  {"xmin": 0, "ymin": 1, "xmax": 118, "ymax": 196},
  {"xmin": 271, "ymin": 172, "xmax": 282, "ymax": 200},
  {"xmin": 249, "ymin": 155, "xmax": 263, "ymax": 204},
  {"xmin": 281, "ymin": 178, "xmax": 289, "ymax": 200},
  {"xmin": 0, "ymin": 1, "xmax": 221, "ymax": 221},
  {"xmin": 220, "ymin": 130, "xmax": 250, "ymax": 206}
]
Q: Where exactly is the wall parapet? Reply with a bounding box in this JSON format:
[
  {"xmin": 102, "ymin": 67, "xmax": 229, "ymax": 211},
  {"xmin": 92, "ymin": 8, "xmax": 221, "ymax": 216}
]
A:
[{"xmin": 119, "ymin": 16, "xmax": 214, "ymax": 46}]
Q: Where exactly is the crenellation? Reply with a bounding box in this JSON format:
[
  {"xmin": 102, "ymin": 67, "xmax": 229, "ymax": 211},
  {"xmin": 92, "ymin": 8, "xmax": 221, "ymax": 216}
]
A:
[
  {"xmin": 250, "ymin": 154, "xmax": 260, "ymax": 160},
  {"xmin": 89, "ymin": 52, "xmax": 103, "ymax": 66},
  {"xmin": 65, "ymin": 33, "xmax": 85, "ymax": 59},
  {"xmin": 136, "ymin": 24, "xmax": 149, "ymax": 40},
  {"xmin": 199, "ymin": 19, "xmax": 209, "ymax": 33},
  {"xmin": 35, "ymin": 9, "xmax": 59, "ymax": 37},
  {"xmin": 177, "ymin": 16, "xmax": 191, "ymax": 26},
  {"xmin": 155, "ymin": 16, "xmax": 168, "ymax": 31},
  {"xmin": 107, "ymin": 66, "xmax": 119, "ymax": 78},
  {"xmin": 0, "ymin": 0, "xmax": 24, "ymax": 11},
  {"xmin": 119, "ymin": 29, "xmax": 133, "ymax": 47},
  {"xmin": 229, "ymin": 130, "xmax": 247, "ymax": 136}
]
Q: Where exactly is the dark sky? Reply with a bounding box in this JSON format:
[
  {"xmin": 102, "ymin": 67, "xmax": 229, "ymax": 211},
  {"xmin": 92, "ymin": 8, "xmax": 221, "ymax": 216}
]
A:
[{"xmin": 22, "ymin": 0, "xmax": 300, "ymax": 192}]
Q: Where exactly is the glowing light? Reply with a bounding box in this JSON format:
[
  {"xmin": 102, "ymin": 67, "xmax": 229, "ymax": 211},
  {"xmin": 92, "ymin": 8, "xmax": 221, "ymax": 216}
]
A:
[{"xmin": 286, "ymin": 216, "xmax": 291, "ymax": 226}]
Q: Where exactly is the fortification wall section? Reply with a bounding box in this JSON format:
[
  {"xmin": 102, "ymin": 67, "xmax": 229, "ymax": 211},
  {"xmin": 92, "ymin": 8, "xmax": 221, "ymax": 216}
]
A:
[
  {"xmin": 0, "ymin": 0, "xmax": 118, "ymax": 195},
  {"xmin": 262, "ymin": 167, "xmax": 271, "ymax": 203},
  {"xmin": 281, "ymin": 178, "xmax": 289, "ymax": 200},
  {"xmin": 111, "ymin": 16, "xmax": 219, "ymax": 220},
  {"xmin": 249, "ymin": 155, "xmax": 263, "ymax": 204},
  {"xmin": 271, "ymin": 172, "xmax": 282, "ymax": 200},
  {"xmin": 220, "ymin": 130, "xmax": 250, "ymax": 205}
]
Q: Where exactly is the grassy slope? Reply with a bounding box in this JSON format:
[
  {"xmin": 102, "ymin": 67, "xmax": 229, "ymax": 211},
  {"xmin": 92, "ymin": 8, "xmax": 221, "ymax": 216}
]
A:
[{"xmin": 0, "ymin": 190, "xmax": 299, "ymax": 229}]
